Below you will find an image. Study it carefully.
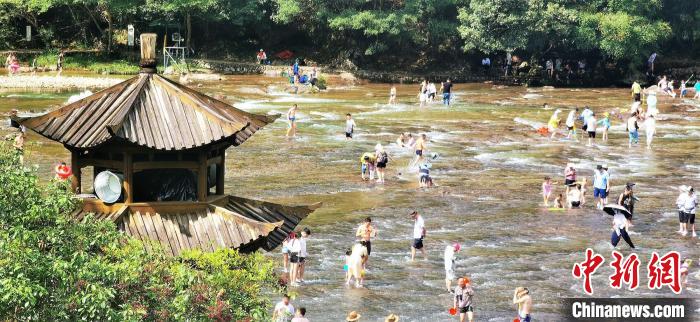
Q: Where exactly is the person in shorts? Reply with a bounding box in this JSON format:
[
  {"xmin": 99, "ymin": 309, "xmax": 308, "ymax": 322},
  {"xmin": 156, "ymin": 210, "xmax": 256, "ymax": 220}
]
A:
[
  {"xmin": 682, "ymin": 186, "xmax": 698, "ymax": 237},
  {"xmin": 444, "ymin": 243, "xmax": 461, "ymax": 292},
  {"xmin": 453, "ymin": 277, "xmax": 475, "ymax": 322},
  {"xmin": 297, "ymin": 228, "xmax": 311, "ymax": 283},
  {"xmin": 410, "ymin": 211, "xmax": 426, "ymax": 261},
  {"xmin": 355, "ymin": 217, "xmax": 376, "ymax": 267},
  {"xmin": 593, "ymin": 165, "xmax": 609, "ymax": 209},
  {"xmin": 677, "ymin": 185, "xmax": 689, "ymax": 235},
  {"xmin": 345, "ymin": 113, "xmax": 357, "ymax": 140}
]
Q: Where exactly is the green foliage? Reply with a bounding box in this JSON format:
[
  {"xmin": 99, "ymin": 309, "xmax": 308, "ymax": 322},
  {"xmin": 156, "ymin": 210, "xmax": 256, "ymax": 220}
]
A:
[
  {"xmin": 0, "ymin": 144, "xmax": 279, "ymax": 321},
  {"xmin": 0, "ymin": 0, "xmax": 696, "ymax": 71}
]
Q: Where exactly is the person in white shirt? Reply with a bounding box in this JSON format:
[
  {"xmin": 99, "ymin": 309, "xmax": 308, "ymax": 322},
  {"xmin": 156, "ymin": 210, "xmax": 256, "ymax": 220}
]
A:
[
  {"xmin": 410, "ymin": 211, "xmax": 426, "ymax": 261},
  {"xmin": 444, "ymin": 243, "xmax": 461, "ymax": 292},
  {"xmin": 683, "ymin": 187, "xmax": 698, "ymax": 237},
  {"xmin": 297, "ymin": 228, "xmax": 311, "ymax": 283},
  {"xmin": 567, "ymin": 184, "xmax": 582, "ymax": 209},
  {"xmin": 428, "ymin": 82, "xmax": 437, "ymax": 102},
  {"xmin": 611, "ymin": 213, "xmax": 634, "ymax": 249},
  {"xmin": 677, "ymin": 186, "xmax": 689, "ymax": 235},
  {"xmin": 345, "ymin": 113, "xmax": 357, "ymax": 140},
  {"xmin": 287, "ymin": 233, "xmax": 302, "ymax": 287},
  {"xmin": 580, "ymin": 106, "xmax": 593, "ymax": 140},
  {"xmin": 644, "ymin": 101, "xmax": 657, "ymax": 149},
  {"xmin": 585, "ymin": 112, "xmax": 597, "ymax": 146},
  {"xmin": 565, "ymin": 108, "xmax": 578, "ymax": 140},
  {"xmin": 273, "ymin": 295, "xmax": 295, "ymax": 322},
  {"xmin": 593, "ymin": 165, "xmax": 609, "ymax": 209}
]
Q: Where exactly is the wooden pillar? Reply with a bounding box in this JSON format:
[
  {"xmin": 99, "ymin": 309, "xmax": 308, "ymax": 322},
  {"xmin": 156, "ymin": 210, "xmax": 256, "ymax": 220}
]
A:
[
  {"xmin": 123, "ymin": 152, "xmax": 133, "ymax": 203},
  {"xmin": 70, "ymin": 150, "xmax": 81, "ymax": 193},
  {"xmin": 197, "ymin": 151, "xmax": 207, "ymax": 201},
  {"xmin": 215, "ymin": 151, "xmax": 225, "ymax": 195}
]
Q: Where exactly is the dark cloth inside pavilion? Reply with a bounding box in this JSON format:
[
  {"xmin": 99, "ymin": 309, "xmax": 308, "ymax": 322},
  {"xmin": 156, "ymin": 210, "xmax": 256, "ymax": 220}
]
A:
[{"xmin": 133, "ymin": 169, "xmax": 197, "ymax": 202}]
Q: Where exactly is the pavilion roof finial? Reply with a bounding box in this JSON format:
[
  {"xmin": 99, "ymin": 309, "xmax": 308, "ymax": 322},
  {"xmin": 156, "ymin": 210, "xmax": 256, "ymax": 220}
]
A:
[{"xmin": 139, "ymin": 33, "xmax": 157, "ymax": 74}]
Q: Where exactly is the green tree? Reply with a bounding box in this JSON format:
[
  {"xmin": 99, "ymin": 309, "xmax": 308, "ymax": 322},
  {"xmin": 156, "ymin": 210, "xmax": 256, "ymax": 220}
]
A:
[{"xmin": 0, "ymin": 144, "xmax": 279, "ymax": 321}]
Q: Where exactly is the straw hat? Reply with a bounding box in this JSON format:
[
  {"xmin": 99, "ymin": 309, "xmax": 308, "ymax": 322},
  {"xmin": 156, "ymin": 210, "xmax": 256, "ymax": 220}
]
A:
[
  {"xmin": 385, "ymin": 313, "xmax": 400, "ymax": 322},
  {"xmin": 346, "ymin": 311, "xmax": 361, "ymax": 321}
]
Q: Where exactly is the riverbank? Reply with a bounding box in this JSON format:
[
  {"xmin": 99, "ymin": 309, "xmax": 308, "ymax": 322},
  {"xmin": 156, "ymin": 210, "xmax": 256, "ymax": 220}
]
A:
[{"xmin": 0, "ymin": 75, "xmax": 123, "ymax": 89}]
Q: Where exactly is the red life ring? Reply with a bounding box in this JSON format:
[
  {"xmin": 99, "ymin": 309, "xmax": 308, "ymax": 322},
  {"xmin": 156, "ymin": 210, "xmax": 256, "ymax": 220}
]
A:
[{"xmin": 55, "ymin": 165, "xmax": 72, "ymax": 180}]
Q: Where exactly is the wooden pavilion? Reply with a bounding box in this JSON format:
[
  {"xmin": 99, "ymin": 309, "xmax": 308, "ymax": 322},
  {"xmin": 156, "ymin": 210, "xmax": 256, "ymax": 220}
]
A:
[{"xmin": 16, "ymin": 34, "xmax": 319, "ymax": 255}]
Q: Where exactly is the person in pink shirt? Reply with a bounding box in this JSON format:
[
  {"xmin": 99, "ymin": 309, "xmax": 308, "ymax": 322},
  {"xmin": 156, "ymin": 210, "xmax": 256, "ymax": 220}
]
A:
[{"xmin": 564, "ymin": 163, "xmax": 576, "ymax": 195}]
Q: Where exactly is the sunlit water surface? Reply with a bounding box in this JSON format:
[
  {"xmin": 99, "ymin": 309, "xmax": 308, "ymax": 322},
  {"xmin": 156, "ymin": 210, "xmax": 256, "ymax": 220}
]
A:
[{"xmin": 2, "ymin": 75, "xmax": 700, "ymax": 321}]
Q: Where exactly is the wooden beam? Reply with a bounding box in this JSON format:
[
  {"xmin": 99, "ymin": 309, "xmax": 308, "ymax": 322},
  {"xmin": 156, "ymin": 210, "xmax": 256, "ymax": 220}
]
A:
[
  {"xmin": 207, "ymin": 156, "xmax": 222, "ymax": 166},
  {"xmin": 132, "ymin": 161, "xmax": 199, "ymax": 171},
  {"xmin": 70, "ymin": 150, "xmax": 81, "ymax": 193},
  {"xmin": 123, "ymin": 152, "xmax": 133, "ymax": 203},
  {"xmin": 197, "ymin": 151, "xmax": 207, "ymax": 202},
  {"xmin": 215, "ymin": 153, "xmax": 225, "ymax": 195},
  {"xmin": 78, "ymin": 158, "xmax": 123, "ymax": 169}
]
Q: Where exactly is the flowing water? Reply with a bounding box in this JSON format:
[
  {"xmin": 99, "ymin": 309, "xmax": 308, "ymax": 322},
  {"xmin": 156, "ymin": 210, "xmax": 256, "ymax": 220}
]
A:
[{"xmin": 3, "ymin": 75, "xmax": 700, "ymax": 321}]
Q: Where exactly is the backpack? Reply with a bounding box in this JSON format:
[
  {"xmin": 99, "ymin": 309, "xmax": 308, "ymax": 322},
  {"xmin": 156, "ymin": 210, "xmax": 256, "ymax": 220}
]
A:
[{"xmin": 377, "ymin": 152, "xmax": 388, "ymax": 164}]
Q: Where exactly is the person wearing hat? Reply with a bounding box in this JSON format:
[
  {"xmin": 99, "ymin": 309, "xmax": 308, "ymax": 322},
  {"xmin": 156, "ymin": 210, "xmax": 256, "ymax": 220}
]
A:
[
  {"xmin": 444, "ymin": 243, "xmax": 462, "ymax": 292},
  {"xmin": 681, "ymin": 186, "xmax": 698, "ymax": 237},
  {"xmin": 410, "ymin": 211, "xmax": 426, "ymax": 261},
  {"xmin": 375, "ymin": 143, "xmax": 389, "ymax": 184},
  {"xmin": 618, "ymin": 183, "xmax": 636, "ymax": 216},
  {"xmin": 593, "ymin": 165, "xmax": 610, "ymax": 210},
  {"xmin": 677, "ymin": 185, "xmax": 689, "ymax": 236},
  {"xmin": 453, "ymin": 277, "xmax": 475, "ymax": 322},
  {"xmin": 513, "ymin": 287, "xmax": 532, "ymax": 322},
  {"xmin": 346, "ymin": 311, "xmax": 361, "ymax": 322},
  {"xmin": 256, "ymin": 49, "xmax": 267, "ymax": 64},
  {"xmin": 384, "ymin": 313, "xmax": 399, "ymax": 322}
]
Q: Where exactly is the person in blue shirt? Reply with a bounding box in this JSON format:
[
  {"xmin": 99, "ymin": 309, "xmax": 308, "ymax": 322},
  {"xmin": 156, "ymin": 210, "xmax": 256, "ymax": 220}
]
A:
[
  {"xmin": 694, "ymin": 81, "xmax": 700, "ymax": 99},
  {"xmin": 593, "ymin": 165, "xmax": 610, "ymax": 209},
  {"xmin": 293, "ymin": 59, "xmax": 300, "ymax": 76}
]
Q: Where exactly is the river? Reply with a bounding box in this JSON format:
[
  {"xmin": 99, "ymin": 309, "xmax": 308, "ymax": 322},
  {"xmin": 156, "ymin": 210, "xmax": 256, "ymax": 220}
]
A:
[{"xmin": 2, "ymin": 74, "xmax": 699, "ymax": 321}]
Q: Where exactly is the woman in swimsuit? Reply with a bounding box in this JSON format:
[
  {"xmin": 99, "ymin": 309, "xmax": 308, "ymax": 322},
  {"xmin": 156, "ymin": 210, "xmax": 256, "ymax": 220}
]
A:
[{"xmin": 286, "ymin": 104, "xmax": 298, "ymax": 138}]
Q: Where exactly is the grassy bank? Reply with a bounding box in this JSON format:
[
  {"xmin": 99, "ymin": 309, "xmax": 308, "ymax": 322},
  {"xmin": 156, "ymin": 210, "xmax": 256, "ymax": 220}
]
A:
[{"xmin": 23, "ymin": 51, "xmax": 142, "ymax": 75}]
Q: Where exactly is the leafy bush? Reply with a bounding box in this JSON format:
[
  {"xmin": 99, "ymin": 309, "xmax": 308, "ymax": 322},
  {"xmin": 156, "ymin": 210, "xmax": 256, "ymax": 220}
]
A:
[{"xmin": 0, "ymin": 144, "xmax": 279, "ymax": 321}]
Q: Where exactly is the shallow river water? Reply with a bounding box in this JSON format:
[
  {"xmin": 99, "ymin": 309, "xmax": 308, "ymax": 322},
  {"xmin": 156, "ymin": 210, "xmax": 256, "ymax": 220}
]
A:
[{"xmin": 2, "ymin": 75, "xmax": 700, "ymax": 321}]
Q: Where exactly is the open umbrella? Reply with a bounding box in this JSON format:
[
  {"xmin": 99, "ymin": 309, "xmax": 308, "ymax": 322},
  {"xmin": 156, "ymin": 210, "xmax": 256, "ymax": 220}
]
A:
[{"xmin": 603, "ymin": 204, "xmax": 632, "ymax": 219}]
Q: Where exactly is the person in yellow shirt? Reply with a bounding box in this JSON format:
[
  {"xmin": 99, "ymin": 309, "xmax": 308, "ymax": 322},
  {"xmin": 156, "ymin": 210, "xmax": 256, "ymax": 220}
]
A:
[
  {"xmin": 360, "ymin": 152, "xmax": 377, "ymax": 181},
  {"xmin": 631, "ymin": 81, "xmax": 642, "ymax": 102},
  {"xmin": 547, "ymin": 109, "xmax": 561, "ymax": 139}
]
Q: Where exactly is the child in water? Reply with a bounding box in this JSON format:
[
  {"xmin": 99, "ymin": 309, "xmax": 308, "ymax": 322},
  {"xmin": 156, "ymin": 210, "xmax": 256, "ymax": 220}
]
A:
[
  {"xmin": 542, "ymin": 176, "xmax": 554, "ymax": 206},
  {"xmin": 418, "ymin": 162, "xmax": 434, "ymax": 188},
  {"xmin": 598, "ymin": 112, "xmax": 612, "ymax": 141},
  {"xmin": 554, "ymin": 194, "xmax": 564, "ymax": 209},
  {"xmin": 360, "ymin": 152, "xmax": 377, "ymax": 181}
]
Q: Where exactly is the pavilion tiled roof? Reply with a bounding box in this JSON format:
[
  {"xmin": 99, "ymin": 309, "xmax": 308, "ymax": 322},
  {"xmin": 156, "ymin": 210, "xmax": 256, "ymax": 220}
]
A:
[{"xmin": 19, "ymin": 73, "xmax": 277, "ymax": 150}]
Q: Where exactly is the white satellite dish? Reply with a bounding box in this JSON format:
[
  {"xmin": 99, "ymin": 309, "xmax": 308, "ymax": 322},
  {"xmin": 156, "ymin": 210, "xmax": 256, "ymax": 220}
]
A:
[{"xmin": 94, "ymin": 171, "xmax": 122, "ymax": 203}]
